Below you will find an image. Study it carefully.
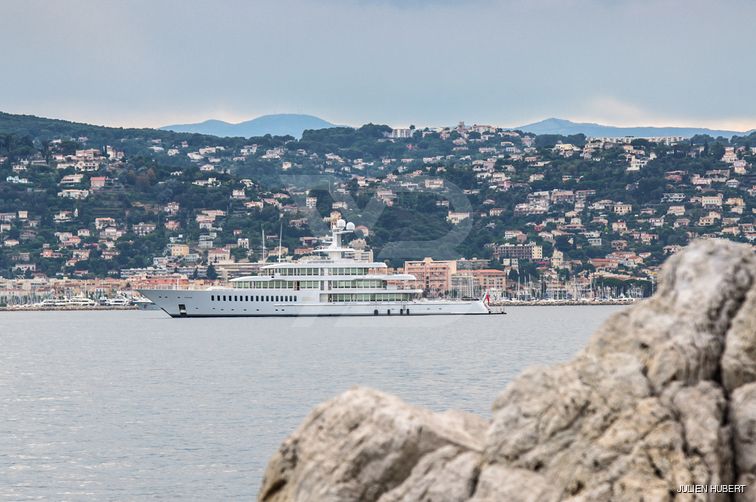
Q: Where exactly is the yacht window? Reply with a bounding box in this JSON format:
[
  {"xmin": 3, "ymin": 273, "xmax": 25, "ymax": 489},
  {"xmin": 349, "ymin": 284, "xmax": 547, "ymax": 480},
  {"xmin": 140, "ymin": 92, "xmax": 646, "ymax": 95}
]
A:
[
  {"xmin": 211, "ymin": 295, "xmax": 214, "ymax": 301},
  {"xmin": 223, "ymin": 295, "xmax": 227, "ymax": 301}
]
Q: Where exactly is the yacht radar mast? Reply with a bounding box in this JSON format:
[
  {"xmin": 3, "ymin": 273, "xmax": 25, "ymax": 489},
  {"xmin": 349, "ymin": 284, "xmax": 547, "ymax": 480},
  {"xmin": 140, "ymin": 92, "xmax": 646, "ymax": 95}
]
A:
[{"xmin": 317, "ymin": 219, "xmax": 356, "ymax": 261}]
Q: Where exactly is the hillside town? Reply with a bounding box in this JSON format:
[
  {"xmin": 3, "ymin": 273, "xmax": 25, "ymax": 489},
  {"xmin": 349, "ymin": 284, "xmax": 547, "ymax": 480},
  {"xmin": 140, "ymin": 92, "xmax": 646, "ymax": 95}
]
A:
[{"xmin": 0, "ymin": 115, "xmax": 753, "ymax": 306}]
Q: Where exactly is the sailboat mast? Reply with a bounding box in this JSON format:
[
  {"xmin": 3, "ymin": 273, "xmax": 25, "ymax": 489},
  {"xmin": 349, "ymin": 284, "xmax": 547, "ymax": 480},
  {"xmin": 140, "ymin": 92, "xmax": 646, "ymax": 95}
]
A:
[
  {"xmin": 262, "ymin": 228, "xmax": 266, "ymax": 263},
  {"xmin": 278, "ymin": 222, "xmax": 283, "ymax": 262}
]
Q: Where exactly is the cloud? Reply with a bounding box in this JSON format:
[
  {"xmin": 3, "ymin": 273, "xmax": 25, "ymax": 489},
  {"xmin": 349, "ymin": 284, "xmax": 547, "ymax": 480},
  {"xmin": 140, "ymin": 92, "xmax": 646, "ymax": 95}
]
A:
[
  {"xmin": 0, "ymin": 0, "xmax": 754, "ymax": 129},
  {"xmin": 575, "ymin": 97, "xmax": 656, "ymax": 126},
  {"xmin": 572, "ymin": 96, "xmax": 754, "ymax": 132},
  {"xmin": 347, "ymin": 0, "xmax": 490, "ymax": 8}
]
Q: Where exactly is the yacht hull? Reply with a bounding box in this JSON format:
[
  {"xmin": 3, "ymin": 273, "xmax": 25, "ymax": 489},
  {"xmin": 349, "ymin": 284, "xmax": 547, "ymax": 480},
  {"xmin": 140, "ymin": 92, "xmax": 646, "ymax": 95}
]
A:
[{"xmin": 139, "ymin": 288, "xmax": 491, "ymax": 317}]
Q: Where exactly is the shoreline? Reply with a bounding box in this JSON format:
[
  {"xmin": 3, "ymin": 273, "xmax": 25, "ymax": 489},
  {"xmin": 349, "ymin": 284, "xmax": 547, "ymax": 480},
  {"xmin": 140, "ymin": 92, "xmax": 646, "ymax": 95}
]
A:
[
  {"xmin": 491, "ymin": 299, "xmax": 639, "ymax": 307},
  {"xmin": 0, "ymin": 305, "xmax": 139, "ymax": 312},
  {"xmin": 0, "ymin": 299, "xmax": 639, "ymax": 312}
]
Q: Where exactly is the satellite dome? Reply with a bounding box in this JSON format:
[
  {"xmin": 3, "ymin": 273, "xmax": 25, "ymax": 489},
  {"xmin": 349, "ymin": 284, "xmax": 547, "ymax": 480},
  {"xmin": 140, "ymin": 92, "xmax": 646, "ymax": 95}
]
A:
[
  {"xmin": 346, "ymin": 222, "xmax": 355, "ymax": 231},
  {"xmin": 337, "ymin": 219, "xmax": 346, "ymax": 229}
]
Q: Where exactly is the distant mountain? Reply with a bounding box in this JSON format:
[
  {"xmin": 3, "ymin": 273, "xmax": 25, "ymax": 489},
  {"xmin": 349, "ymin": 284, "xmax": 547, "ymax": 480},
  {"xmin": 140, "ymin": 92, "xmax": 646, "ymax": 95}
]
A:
[
  {"xmin": 161, "ymin": 114, "xmax": 336, "ymax": 138},
  {"xmin": 515, "ymin": 117, "xmax": 750, "ymax": 139}
]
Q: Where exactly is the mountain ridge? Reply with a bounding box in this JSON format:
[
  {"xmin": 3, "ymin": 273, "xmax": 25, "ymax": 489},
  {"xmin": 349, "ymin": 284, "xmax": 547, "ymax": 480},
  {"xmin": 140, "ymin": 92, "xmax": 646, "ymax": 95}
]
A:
[
  {"xmin": 161, "ymin": 113, "xmax": 336, "ymax": 138},
  {"xmin": 515, "ymin": 117, "xmax": 753, "ymax": 139},
  {"xmin": 2, "ymin": 111, "xmax": 754, "ymax": 142}
]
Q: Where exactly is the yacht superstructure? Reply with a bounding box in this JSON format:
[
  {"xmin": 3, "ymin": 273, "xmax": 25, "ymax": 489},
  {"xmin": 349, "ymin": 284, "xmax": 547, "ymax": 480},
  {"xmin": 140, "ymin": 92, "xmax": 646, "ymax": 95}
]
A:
[
  {"xmin": 37, "ymin": 296, "xmax": 98, "ymax": 308},
  {"xmin": 141, "ymin": 220, "xmax": 491, "ymax": 317}
]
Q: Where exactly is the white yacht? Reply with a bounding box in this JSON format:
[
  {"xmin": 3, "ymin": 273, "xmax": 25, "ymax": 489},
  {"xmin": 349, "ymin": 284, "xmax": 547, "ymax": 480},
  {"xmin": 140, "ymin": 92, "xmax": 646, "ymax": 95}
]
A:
[
  {"xmin": 131, "ymin": 296, "xmax": 160, "ymax": 311},
  {"xmin": 141, "ymin": 220, "xmax": 491, "ymax": 318},
  {"xmin": 37, "ymin": 296, "xmax": 98, "ymax": 308},
  {"xmin": 98, "ymin": 295, "xmax": 132, "ymax": 307}
]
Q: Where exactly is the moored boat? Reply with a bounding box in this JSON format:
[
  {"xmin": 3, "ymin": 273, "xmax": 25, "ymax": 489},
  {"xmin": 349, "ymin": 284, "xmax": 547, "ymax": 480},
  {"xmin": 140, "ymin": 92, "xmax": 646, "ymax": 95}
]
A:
[
  {"xmin": 36, "ymin": 296, "xmax": 98, "ymax": 308},
  {"xmin": 141, "ymin": 221, "xmax": 492, "ymax": 318}
]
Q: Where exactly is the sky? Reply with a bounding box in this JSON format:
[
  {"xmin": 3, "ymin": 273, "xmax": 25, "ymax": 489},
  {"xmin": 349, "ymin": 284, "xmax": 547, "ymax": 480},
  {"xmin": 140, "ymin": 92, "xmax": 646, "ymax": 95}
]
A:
[{"xmin": 1, "ymin": 0, "xmax": 755, "ymax": 130}]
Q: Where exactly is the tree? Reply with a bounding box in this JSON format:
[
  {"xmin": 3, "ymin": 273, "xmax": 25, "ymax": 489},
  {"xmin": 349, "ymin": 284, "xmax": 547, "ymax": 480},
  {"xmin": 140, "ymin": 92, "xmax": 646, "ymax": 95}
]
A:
[
  {"xmin": 206, "ymin": 263, "xmax": 218, "ymax": 280},
  {"xmin": 555, "ymin": 235, "xmax": 572, "ymax": 252}
]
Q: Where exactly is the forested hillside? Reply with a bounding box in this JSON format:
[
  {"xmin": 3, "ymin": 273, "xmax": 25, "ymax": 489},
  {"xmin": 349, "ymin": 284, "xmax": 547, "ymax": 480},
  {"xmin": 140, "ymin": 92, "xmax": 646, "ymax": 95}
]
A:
[{"xmin": 0, "ymin": 112, "xmax": 753, "ymax": 282}]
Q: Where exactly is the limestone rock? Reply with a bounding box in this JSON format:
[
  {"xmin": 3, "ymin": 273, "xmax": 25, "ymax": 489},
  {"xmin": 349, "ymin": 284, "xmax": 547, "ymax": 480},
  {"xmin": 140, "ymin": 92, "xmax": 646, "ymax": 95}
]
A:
[
  {"xmin": 722, "ymin": 286, "xmax": 756, "ymax": 393},
  {"xmin": 732, "ymin": 384, "xmax": 756, "ymax": 492},
  {"xmin": 260, "ymin": 240, "xmax": 755, "ymax": 501},
  {"xmin": 378, "ymin": 446, "xmax": 481, "ymax": 502},
  {"xmin": 259, "ymin": 387, "xmax": 487, "ymax": 502}
]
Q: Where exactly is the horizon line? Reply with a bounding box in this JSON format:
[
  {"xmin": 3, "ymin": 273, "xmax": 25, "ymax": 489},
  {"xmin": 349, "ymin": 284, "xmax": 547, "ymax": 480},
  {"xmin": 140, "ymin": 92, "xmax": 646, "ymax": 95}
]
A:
[{"xmin": 3, "ymin": 109, "xmax": 755, "ymax": 135}]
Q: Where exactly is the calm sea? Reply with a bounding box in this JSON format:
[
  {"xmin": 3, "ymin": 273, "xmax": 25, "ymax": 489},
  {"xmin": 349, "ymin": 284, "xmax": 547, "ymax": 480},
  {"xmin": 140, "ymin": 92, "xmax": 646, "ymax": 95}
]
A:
[{"xmin": 0, "ymin": 306, "xmax": 623, "ymax": 500}]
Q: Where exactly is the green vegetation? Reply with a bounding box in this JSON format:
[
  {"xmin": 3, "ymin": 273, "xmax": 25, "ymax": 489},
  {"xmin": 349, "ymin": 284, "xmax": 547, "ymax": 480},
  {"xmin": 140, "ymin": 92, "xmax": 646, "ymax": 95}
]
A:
[{"xmin": 0, "ymin": 112, "xmax": 752, "ymax": 280}]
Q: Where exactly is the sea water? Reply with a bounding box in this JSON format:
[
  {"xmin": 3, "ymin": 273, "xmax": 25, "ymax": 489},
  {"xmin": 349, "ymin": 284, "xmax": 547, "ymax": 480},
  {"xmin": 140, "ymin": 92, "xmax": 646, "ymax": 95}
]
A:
[{"xmin": 0, "ymin": 306, "xmax": 623, "ymax": 499}]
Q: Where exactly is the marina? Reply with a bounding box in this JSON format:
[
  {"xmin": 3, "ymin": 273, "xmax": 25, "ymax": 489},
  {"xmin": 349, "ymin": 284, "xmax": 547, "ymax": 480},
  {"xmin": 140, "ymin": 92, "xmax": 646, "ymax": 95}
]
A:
[{"xmin": 2, "ymin": 294, "xmax": 156, "ymax": 311}]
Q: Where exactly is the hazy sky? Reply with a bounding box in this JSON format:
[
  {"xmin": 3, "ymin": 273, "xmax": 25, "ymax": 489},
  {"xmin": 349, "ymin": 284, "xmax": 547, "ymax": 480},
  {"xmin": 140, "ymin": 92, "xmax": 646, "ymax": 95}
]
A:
[{"xmin": 2, "ymin": 0, "xmax": 755, "ymax": 130}]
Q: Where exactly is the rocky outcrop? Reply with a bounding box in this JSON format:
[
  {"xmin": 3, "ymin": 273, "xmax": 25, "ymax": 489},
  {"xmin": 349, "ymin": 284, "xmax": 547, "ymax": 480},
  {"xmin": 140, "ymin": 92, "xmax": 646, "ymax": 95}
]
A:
[
  {"xmin": 259, "ymin": 240, "xmax": 756, "ymax": 502},
  {"xmin": 259, "ymin": 388, "xmax": 487, "ymax": 502}
]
